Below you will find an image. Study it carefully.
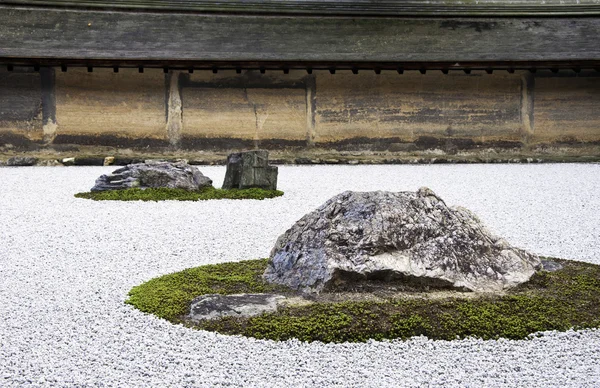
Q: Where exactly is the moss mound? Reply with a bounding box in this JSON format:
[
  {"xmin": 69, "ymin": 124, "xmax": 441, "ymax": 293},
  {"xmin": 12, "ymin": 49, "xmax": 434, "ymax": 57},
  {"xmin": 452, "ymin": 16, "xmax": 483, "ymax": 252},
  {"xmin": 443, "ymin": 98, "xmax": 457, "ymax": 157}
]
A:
[
  {"xmin": 126, "ymin": 258, "xmax": 600, "ymax": 343},
  {"xmin": 75, "ymin": 187, "xmax": 284, "ymax": 201}
]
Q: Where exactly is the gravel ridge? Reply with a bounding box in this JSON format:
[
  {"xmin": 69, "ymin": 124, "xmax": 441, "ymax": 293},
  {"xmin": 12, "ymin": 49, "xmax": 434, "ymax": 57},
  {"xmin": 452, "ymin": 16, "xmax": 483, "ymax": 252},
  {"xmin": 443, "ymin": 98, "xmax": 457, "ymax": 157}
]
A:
[{"xmin": 1, "ymin": 164, "xmax": 599, "ymax": 387}]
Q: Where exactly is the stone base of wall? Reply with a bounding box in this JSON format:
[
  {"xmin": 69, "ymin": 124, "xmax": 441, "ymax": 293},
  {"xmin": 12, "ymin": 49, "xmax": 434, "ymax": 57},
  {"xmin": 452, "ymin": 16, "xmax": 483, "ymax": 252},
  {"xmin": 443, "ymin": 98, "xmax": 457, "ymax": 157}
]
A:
[{"xmin": 2, "ymin": 143, "xmax": 599, "ymax": 166}]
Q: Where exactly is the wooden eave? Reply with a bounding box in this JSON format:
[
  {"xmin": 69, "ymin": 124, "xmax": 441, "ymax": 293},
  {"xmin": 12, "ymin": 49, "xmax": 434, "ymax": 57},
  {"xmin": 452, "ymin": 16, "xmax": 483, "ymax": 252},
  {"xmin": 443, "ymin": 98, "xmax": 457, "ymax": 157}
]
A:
[
  {"xmin": 2, "ymin": 0, "xmax": 600, "ymax": 16},
  {"xmin": 0, "ymin": 2, "xmax": 599, "ymax": 68}
]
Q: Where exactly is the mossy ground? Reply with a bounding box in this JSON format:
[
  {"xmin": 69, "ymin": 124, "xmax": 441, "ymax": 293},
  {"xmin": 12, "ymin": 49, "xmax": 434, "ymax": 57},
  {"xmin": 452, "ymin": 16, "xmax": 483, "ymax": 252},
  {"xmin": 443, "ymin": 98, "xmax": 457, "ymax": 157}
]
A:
[
  {"xmin": 126, "ymin": 258, "xmax": 600, "ymax": 343},
  {"xmin": 75, "ymin": 187, "xmax": 284, "ymax": 201}
]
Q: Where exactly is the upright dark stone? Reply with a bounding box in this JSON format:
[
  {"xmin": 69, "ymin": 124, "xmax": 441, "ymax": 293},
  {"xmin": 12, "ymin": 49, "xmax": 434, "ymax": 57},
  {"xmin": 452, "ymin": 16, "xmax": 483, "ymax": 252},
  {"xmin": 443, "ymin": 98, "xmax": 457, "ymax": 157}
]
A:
[
  {"xmin": 222, "ymin": 150, "xmax": 278, "ymax": 190},
  {"xmin": 222, "ymin": 153, "xmax": 243, "ymax": 190}
]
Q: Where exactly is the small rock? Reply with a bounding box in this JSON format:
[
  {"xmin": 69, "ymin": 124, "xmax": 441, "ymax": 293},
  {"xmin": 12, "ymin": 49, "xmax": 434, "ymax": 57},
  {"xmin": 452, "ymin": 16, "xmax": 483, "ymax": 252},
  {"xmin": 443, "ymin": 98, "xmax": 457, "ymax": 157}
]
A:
[
  {"xmin": 187, "ymin": 293, "xmax": 286, "ymax": 322},
  {"xmin": 73, "ymin": 157, "xmax": 105, "ymax": 166},
  {"xmin": 104, "ymin": 156, "xmax": 115, "ymax": 166},
  {"xmin": 62, "ymin": 157, "xmax": 76, "ymax": 166},
  {"xmin": 541, "ymin": 259, "xmax": 563, "ymax": 272},
  {"xmin": 222, "ymin": 150, "xmax": 278, "ymax": 190},
  {"xmin": 112, "ymin": 158, "xmax": 144, "ymax": 166},
  {"xmin": 91, "ymin": 161, "xmax": 213, "ymax": 192},
  {"xmin": 7, "ymin": 156, "xmax": 38, "ymax": 166},
  {"xmin": 38, "ymin": 159, "xmax": 61, "ymax": 167}
]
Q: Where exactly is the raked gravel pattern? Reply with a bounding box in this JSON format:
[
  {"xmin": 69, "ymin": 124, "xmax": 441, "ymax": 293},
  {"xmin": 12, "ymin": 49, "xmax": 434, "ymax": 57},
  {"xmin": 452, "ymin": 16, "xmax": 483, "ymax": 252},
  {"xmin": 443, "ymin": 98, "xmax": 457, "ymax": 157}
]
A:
[{"xmin": 1, "ymin": 164, "xmax": 599, "ymax": 387}]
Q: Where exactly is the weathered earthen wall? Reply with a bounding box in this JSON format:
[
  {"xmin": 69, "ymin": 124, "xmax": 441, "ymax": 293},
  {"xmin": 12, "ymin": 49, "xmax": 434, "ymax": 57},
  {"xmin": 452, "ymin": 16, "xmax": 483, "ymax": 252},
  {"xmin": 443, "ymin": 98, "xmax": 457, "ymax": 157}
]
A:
[
  {"xmin": 53, "ymin": 68, "xmax": 168, "ymax": 146},
  {"xmin": 314, "ymin": 71, "xmax": 524, "ymax": 146},
  {"xmin": 533, "ymin": 73, "xmax": 600, "ymax": 143},
  {"xmin": 1, "ymin": 67, "xmax": 599, "ymax": 162},
  {"xmin": 0, "ymin": 67, "xmax": 43, "ymax": 146},
  {"xmin": 180, "ymin": 70, "xmax": 308, "ymax": 148}
]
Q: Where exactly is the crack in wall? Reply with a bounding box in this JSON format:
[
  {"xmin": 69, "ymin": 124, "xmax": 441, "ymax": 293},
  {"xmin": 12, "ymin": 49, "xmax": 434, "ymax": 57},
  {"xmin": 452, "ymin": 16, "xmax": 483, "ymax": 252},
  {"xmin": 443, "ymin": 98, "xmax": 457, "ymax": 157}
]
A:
[{"xmin": 166, "ymin": 71, "xmax": 183, "ymax": 147}]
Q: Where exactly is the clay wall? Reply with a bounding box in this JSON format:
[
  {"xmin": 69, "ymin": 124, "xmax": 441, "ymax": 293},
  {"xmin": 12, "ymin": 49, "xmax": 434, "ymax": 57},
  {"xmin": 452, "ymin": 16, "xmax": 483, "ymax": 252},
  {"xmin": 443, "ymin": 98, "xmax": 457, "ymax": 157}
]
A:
[
  {"xmin": 0, "ymin": 67, "xmax": 43, "ymax": 146},
  {"xmin": 1, "ymin": 67, "xmax": 599, "ymax": 160},
  {"xmin": 533, "ymin": 73, "xmax": 600, "ymax": 143},
  {"xmin": 313, "ymin": 71, "xmax": 524, "ymax": 146},
  {"xmin": 179, "ymin": 70, "xmax": 309, "ymax": 149},
  {"xmin": 53, "ymin": 68, "xmax": 169, "ymax": 147}
]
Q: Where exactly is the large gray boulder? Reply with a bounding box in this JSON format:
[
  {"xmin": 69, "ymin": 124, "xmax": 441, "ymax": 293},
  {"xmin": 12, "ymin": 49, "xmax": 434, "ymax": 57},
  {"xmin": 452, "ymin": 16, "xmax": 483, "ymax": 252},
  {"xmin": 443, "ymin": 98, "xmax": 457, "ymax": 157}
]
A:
[
  {"xmin": 91, "ymin": 161, "xmax": 213, "ymax": 192},
  {"xmin": 264, "ymin": 188, "xmax": 541, "ymax": 293},
  {"xmin": 222, "ymin": 150, "xmax": 278, "ymax": 190}
]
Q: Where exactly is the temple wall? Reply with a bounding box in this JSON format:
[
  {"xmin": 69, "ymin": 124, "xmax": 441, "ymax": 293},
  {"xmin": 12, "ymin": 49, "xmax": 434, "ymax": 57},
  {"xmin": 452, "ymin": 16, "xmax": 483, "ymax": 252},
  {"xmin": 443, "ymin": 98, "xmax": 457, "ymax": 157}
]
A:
[
  {"xmin": 314, "ymin": 71, "xmax": 523, "ymax": 144},
  {"xmin": 180, "ymin": 70, "xmax": 308, "ymax": 147},
  {"xmin": 1, "ymin": 67, "xmax": 599, "ymax": 159},
  {"xmin": 533, "ymin": 75, "xmax": 600, "ymax": 143},
  {"xmin": 0, "ymin": 68, "xmax": 43, "ymax": 141},
  {"xmin": 53, "ymin": 68, "xmax": 168, "ymax": 146}
]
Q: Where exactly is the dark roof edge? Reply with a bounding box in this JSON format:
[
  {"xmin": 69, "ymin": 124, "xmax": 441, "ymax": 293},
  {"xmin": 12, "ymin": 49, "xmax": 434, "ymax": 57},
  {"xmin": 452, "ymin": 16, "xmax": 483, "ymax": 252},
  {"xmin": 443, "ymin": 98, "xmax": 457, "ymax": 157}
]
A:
[{"xmin": 3, "ymin": 0, "xmax": 600, "ymax": 16}]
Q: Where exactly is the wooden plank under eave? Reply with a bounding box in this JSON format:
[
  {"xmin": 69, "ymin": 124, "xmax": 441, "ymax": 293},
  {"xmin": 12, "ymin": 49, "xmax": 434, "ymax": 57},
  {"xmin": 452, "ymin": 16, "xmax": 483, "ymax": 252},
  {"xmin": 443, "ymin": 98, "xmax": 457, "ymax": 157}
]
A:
[
  {"xmin": 0, "ymin": 6, "xmax": 599, "ymax": 63},
  {"xmin": 3, "ymin": 0, "xmax": 600, "ymax": 16}
]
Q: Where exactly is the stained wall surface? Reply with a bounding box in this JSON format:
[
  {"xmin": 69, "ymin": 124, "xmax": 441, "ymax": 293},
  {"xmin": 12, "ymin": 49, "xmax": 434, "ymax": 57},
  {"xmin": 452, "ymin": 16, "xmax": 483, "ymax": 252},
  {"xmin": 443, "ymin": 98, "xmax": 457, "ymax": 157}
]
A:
[
  {"xmin": 0, "ymin": 67, "xmax": 42, "ymax": 138},
  {"xmin": 533, "ymin": 74, "xmax": 600, "ymax": 143},
  {"xmin": 181, "ymin": 70, "xmax": 308, "ymax": 144},
  {"xmin": 53, "ymin": 68, "xmax": 167, "ymax": 144},
  {"xmin": 1, "ymin": 67, "xmax": 599, "ymax": 155},
  {"xmin": 314, "ymin": 71, "xmax": 523, "ymax": 144}
]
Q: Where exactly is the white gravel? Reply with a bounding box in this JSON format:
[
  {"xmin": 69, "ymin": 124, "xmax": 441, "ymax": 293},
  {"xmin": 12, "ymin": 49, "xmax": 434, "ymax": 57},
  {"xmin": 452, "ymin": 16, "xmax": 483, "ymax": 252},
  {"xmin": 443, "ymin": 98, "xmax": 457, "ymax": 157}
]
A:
[{"xmin": 1, "ymin": 164, "xmax": 599, "ymax": 387}]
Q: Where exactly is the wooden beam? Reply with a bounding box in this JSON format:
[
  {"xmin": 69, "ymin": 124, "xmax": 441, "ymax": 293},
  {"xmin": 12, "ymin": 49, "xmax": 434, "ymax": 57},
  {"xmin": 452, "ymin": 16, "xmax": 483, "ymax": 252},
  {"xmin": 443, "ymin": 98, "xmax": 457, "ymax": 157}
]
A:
[
  {"xmin": 0, "ymin": 6, "xmax": 599, "ymax": 63},
  {"xmin": 3, "ymin": 0, "xmax": 600, "ymax": 16}
]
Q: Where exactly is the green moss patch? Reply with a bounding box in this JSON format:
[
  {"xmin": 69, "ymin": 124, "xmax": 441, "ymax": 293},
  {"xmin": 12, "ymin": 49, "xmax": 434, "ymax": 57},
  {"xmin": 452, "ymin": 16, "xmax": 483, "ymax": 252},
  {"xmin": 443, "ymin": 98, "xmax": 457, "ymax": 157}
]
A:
[
  {"xmin": 126, "ymin": 258, "xmax": 600, "ymax": 343},
  {"xmin": 75, "ymin": 187, "xmax": 284, "ymax": 201}
]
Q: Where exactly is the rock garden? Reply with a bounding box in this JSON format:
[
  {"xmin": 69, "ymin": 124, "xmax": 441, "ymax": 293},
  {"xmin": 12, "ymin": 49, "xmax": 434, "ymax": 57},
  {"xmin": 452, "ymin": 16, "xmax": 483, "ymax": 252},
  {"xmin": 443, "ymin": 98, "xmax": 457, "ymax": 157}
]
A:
[
  {"xmin": 2, "ymin": 163, "xmax": 600, "ymax": 386},
  {"xmin": 75, "ymin": 150, "xmax": 283, "ymax": 201},
  {"xmin": 126, "ymin": 186, "xmax": 600, "ymax": 343}
]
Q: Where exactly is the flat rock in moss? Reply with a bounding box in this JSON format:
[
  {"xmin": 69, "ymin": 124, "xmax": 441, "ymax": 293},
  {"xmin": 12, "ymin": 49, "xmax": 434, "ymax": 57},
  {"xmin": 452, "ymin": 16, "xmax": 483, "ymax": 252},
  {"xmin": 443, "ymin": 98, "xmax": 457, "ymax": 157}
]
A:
[
  {"xmin": 541, "ymin": 259, "xmax": 563, "ymax": 272},
  {"xmin": 188, "ymin": 293, "xmax": 286, "ymax": 322},
  {"xmin": 264, "ymin": 188, "xmax": 541, "ymax": 293},
  {"xmin": 91, "ymin": 161, "xmax": 213, "ymax": 192}
]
